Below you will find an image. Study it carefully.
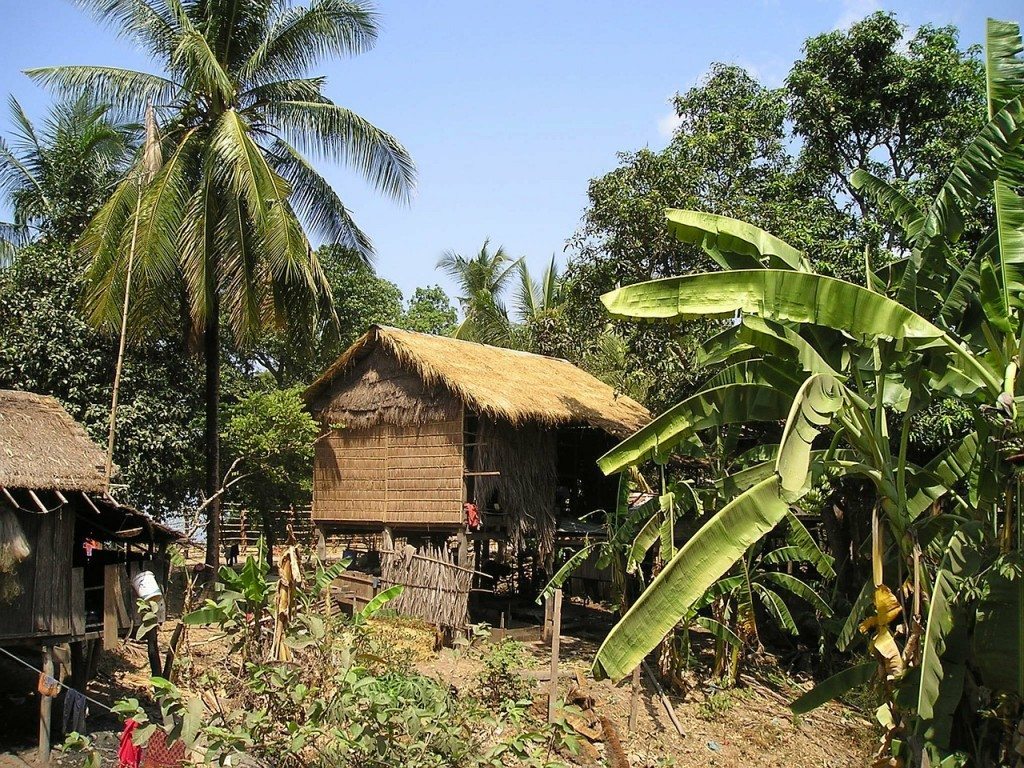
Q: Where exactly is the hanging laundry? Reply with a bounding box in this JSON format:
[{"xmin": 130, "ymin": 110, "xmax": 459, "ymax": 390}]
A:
[
  {"xmin": 62, "ymin": 687, "xmax": 87, "ymax": 735},
  {"xmin": 118, "ymin": 718, "xmax": 144, "ymax": 768},
  {"xmin": 36, "ymin": 672, "xmax": 59, "ymax": 697},
  {"xmin": 464, "ymin": 502, "xmax": 482, "ymax": 530}
]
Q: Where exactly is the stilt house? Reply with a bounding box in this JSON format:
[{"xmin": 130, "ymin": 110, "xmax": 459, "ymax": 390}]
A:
[
  {"xmin": 0, "ymin": 390, "xmax": 179, "ymax": 648},
  {"xmin": 304, "ymin": 326, "xmax": 651, "ymax": 629}
]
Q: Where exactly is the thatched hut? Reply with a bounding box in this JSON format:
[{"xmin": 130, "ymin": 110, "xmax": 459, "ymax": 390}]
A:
[
  {"xmin": 0, "ymin": 390, "xmax": 181, "ymax": 758},
  {"xmin": 304, "ymin": 326, "xmax": 650, "ymax": 628},
  {"xmin": 0, "ymin": 390, "xmax": 179, "ymax": 645}
]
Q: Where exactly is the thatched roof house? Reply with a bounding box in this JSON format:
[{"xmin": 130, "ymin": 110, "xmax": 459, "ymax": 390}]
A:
[
  {"xmin": 0, "ymin": 390, "xmax": 178, "ymax": 645},
  {"xmin": 305, "ymin": 326, "xmax": 650, "ymax": 543}
]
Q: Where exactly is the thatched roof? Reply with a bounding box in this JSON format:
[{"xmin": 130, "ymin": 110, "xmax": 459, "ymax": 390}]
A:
[
  {"xmin": 0, "ymin": 390, "xmax": 108, "ymax": 493},
  {"xmin": 305, "ymin": 326, "xmax": 651, "ymax": 438}
]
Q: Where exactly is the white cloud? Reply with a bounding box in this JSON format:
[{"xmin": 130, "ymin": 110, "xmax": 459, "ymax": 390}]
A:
[
  {"xmin": 833, "ymin": 0, "xmax": 881, "ymax": 31},
  {"xmin": 657, "ymin": 111, "xmax": 684, "ymax": 139}
]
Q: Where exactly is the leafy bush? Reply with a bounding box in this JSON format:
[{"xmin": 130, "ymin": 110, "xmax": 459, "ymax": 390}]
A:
[{"xmin": 476, "ymin": 639, "xmax": 535, "ymax": 711}]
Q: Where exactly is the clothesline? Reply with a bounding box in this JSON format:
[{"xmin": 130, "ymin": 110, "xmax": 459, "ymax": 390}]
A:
[{"xmin": 0, "ymin": 646, "xmax": 114, "ymax": 713}]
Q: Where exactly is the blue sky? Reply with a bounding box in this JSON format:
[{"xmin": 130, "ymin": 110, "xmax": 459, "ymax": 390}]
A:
[{"xmin": 0, "ymin": 0, "xmax": 1018, "ymax": 300}]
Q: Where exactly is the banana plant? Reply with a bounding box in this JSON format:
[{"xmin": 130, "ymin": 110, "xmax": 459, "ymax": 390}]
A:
[{"xmin": 592, "ymin": 19, "xmax": 1024, "ymax": 766}]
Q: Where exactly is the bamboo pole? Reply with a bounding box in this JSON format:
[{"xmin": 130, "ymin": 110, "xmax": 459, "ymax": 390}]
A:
[
  {"xmin": 628, "ymin": 665, "xmax": 641, "ymax": 732},
  {"xmin": 547, "ymin": 588, "xmax": 562, "ymax": 723},
  {"xmin": 105, "ymin": 104, "xmax": 162, "ymax": 480}
]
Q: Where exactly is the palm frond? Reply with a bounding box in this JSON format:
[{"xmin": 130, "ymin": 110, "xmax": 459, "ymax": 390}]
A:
[
  {"xmin": 24, "ymin": 66, "xmax": 182, "ymax": 114},
  {"xmin": 269, "ymin": 100, "xmax": 415, "ymax": 201},
  {"xmin": 241, "ymin": 0, "xmax": 378, "ymax": 83},
  {"xmin": 267, "ymin": 137, "xmax": 373, "ymax": 259}
]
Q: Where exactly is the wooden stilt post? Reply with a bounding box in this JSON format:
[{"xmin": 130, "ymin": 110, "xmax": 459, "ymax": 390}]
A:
[
  {"xmin": 547, "ymin": 588, "xmax": 562, "ymax": 724},
  {"xmin": 628, "ymin": 665, "xmax": 641, "ymax": 732},
  {"xmin": 39, "ymin": 646, "xmax": 53, "ymax": 764}
]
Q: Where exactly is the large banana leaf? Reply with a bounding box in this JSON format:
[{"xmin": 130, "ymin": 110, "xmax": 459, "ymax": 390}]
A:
[
  {"xmin": 917, "ymin": 524, "xmax": 985, "ymax": 749},
  {"xmin": 776, "ymin": 374, "xmax": 845, "ymax": 501},
  {"xmin": 926, "ymin": 95, "xmax": 1024, "ymax": 242},
  {"xmin": 790, "ymin": 661, "xmax": 876, "ymax": 715},
  {"xmin": 702, "ymin": 316, "xmax": 843, "ymax": 379},
  {"xmin": 905, "ymin": 432, "xmax": 979, "ymax": 519},
  {"xmin": 597, "ymin": 382, "xmax": 792, "ymax": 474},
  {"xmin": 850, "ymin": 169, "xmax": 925, "ymax": 240},
  {"xmin": 592, "ymin": 476, "xmax": 790, "ymax": 681},
  {"xmin": 994, "ymin": 179, "xmax": 1024, "ymax": 309},
  {"xmin": 665, "ymin": 209, "xmax": 810, "ymax": 271},
  {"xmin": 985, "ymin": 19, "xmax": 1024, "ymax": 118},
  {"xmin": 601, "ymin": 270, "xmax": 945, "ymax": 342},
  {"xmin": 972, "ymin": 569, "xmax": 1023, "ymax": 697}
]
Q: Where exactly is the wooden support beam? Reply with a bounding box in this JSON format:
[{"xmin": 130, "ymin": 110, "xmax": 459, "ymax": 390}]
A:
[
  {"xmin": 80, "ymin": 492, "xmax": 102, "ymax": 516},
  {"xmin": 28, "ymin": 489, "xmax": 49, "ymax": 514},
  {"xmin": 1, "ymin": 485, "xmax": 17, "ymax": 508},
  {"xmin": 54, "ymin": 490, "xmax": 69, "ymax": 506},
  {"xmin": 547, "ymin": 588, "xmax": 563, "ymax": 724},
  {"xmin": 39, "ymin": 646, "xmax": 53, "ymax": 764},
  {"xmin": 463, "ymin": 470, "xmax": 501, "ymax": 477}
]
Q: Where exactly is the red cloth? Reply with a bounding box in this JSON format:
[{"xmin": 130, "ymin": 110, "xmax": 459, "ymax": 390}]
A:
[
  {"xmin": 464, "ymin": 502, "xmax": 481, "ymax": 530},
  {"xmin": 118, "ymin": 719, "xmax": 143, "ymax": 768},
  {"xmin": 142, "ymin": 728, "xmax": 187, "ymax": 767}
]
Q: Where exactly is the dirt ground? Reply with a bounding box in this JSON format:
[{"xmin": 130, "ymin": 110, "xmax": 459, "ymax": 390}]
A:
[{"xmin": 0, "ymin": 605, "xmax": 876, "ymax": 768}]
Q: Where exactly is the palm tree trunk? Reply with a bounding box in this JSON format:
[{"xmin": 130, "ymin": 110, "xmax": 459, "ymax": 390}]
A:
[{"xmin": 203, "ymin": 292, "xmax": 221, "ymax": 572}]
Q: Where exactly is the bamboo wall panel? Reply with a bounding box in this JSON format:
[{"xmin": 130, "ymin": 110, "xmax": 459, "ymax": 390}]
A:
[{"xmin": 313, "ymin": 417, "xmax": 464, "ymax": 526}]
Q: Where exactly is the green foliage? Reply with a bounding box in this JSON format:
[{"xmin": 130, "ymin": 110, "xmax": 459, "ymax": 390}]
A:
[
  {"xmin": 477, "ymin": 639, "xmax": 535, "ymax": 711},
  {"xmin": 222, "ymin": 386, "xmax": 319, "ymax": 513},
  {"xmin": 401, "ymin": 285, "xmax": 458, "ymax": 336}
]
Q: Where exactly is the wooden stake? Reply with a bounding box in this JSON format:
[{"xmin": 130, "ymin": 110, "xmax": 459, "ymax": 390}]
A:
[
  {"xmin": 547, "ymin": 588, "xmax": 562, "ymax": 724},
  {"xmin": 628, "ymin": 665, "xmax": 641, "ymax": 732},
  {"xmin": 642, "ymin": 660, "xmax": 685, "ymax": 737},
  {"xmin": 39, "ymin": 646, "xmax": 53, "ymax": 764}
]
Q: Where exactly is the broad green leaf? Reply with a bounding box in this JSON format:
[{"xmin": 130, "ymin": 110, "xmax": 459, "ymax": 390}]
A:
[
  {"xmin": 597, "ymin": 383, "xmax": 792, "ymax": 474},
  {"xmin": 838, "ymin": 579, "xmax": 874, "ymax": 652},
  {"xmin": 926, "ymin": 96, "xmax": 1024, "ymax": 242},
  {"xmin": 972, "ymin": 569, "xmax": 1023, "ymax": 697},
  {"xmin": 979, "ymin": 255, "xmax": 1014, "ymax": 332},
  {"xmin": 994, "ymin": 179, "xmax": 1024, "ymax": 310},
  {"xmin": 753, "ymin": 583, "xmax": 798, "ymax": 634},
  {"xmin": 776, "ymin": 374, "xmax": 845, "ymax": 501},
  {"xmin": 985, "ymin": 19, "xmax": 1024, "ymax": 118},
  {"xmin": 355, "ymin": 585, "xmax": 403, "ymax": 623},
  {"xmin": 784, "ymin": 511, "xmax": 836, "ymax": 579},
  {"xmin": 790, "ymin": 662, "xmax": 876, "ymax": 714},
  {"xmin": 538, "ymin": 545, "xmax": 594, "ymax": 604},
  {"xmin": 906, "ymin": 432, "xmax": 979, "ymax": 519},
  {"xmin": 761, "ymin": 572, "xmax": 832, "ymax": 617},
  {"xmin": 665, "ymin": 209, "xmax": 810, "ymax": 271},
  {"xmin": 592, "ymin": 476, "xmax": 790, "ymax": 681},
  {"xmin": 917, "ymin": 524, "xmax": 985, "ymax": 749},
  {"xmin": 850, "ymin": 169, "xmax": 925, "ymax": 240},
  {"xmin": 601, "ymin": 270, "xmax": 945, "ymax": 343}
]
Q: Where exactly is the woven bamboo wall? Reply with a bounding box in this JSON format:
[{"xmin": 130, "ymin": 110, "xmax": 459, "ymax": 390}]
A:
[{"xmin": 313, "ymin": 416, "xmax": 464, "ymax": 526}]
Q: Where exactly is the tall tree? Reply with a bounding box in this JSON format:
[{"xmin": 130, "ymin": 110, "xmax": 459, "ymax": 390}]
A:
[
  {"xmin": 0, "ymin": 95, "xmax": 135, "ymax": 249},
  {"xmin": 31, "ymin": 0, "xmax": 415, "ymax": 570},
  {"xmin": 437, "ymin": 239, "xmax": 519, "ymax": 346},
  {"xmin": 788, "ymin": 13, "xmax": 986, "ymax": 226}
]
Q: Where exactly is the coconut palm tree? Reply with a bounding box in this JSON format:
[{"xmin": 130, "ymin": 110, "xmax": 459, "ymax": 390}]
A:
[
  {"xmin": 28, "ymin": 0, "xmax": 415, "ymax": 569},
  {"xmin": 512, "ymin": 255, "xmax": 562, "ymax": 322},
  {"xmin": 437, "ymin": 239, "xmax": 520, "ymax": 346},
  {"xmin": 0, "ymin": 95, "xmax": 135, "ymax": 254}
]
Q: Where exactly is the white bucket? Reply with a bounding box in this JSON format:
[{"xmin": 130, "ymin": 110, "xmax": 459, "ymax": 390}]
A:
[{"xmin": 130, "ymin": 570, "xmax": 162, "ymax": 602}]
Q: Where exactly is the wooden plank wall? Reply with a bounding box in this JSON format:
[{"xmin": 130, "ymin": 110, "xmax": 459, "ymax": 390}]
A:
[
  {"xmin": 313, "ymin": 417, "xmax": 464, "ymax": 526},
  {"xmin": 0, "ymin": 506, "xmax": 75, "ymax": 639}
]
